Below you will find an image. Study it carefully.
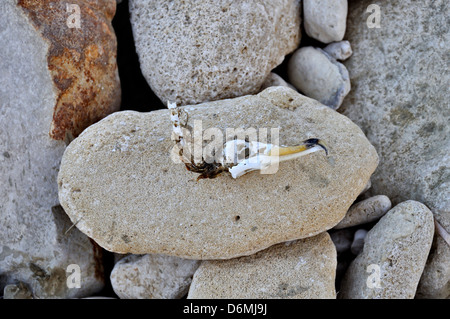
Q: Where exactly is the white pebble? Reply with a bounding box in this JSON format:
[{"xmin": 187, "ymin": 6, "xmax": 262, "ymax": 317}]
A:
[
  {"xmin": 303, "ymin": 0, "xmax": 348, "ymax": 43},
  {"xmin": 323, "ymin": 41, "xmax": 353, "ymax": 61}
]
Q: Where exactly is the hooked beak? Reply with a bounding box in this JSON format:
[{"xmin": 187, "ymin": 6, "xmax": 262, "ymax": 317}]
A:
[{"xmin": 268, "ymin": 138, "xmax": 328, "ymax": 158}]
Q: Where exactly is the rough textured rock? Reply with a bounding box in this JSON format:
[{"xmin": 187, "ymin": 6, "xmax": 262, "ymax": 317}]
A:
[
  {"xmin": 339, "ymin": 201, "xmax": 434, "ymax": 299},
  {"xmin": 334, "ymin": 195, "xmax": 392, "ymax": 229},
  {"xmin": 187, "ymin": 233, "xmax": 336, "ymax": 299},
  {"xmin": 15, "ymin": 0, "xmax": 121, "ymax": 142},
  {"xmin": 341, "ymin": 0, "xmax": 449, "ymax": 298},
  {"xmin": 129, "ymin": 0, "xmax": 301, "ymax": 105},
  {"xmin": 58, "ymin": 86, "xmax": 378, "ymax": 259},
  {"xmin": 0, "ymin": 0, "xmax": 119, "ymax": 298},
  {"xmin": 288, "ymin": 47, "xmax": 351, "ymax": 109},
  {"xmin": 303, "ymin": 0, "xmax": 348, "ymax": 43},
  {"xmin": 110, "ymin": 254, "xmax": 200, "ymax": 299}
]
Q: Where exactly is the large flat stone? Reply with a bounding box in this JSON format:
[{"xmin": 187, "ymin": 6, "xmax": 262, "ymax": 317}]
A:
[
  {"xmin": 58, "ymin": 87, "xmax": 378, "ymax": 259},
  {"xmin": 341, "ymin": 0, "xmax": 449, "ymax": 298},
  {"xmin": 187, "ymin": 232, "xmax": 337, "ymax": 299}
]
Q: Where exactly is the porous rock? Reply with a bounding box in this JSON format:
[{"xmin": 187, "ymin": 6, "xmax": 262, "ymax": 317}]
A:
[
  {"xmin": 58, "ymin": 87, "xmax": 378, "ymax": 259},
  {"xmin": 129, "ymin": 0, "xmax": 301, "ymax": 105},
  {"xmin": 339, "ymin": 201, "xmax": 435, "ymax": 299}
]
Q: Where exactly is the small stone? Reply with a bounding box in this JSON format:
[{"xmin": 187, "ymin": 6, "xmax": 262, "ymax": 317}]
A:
[
  {"xmin": 342, "ymin": 0, "xmax": 449, "ymax": 297},
  {"xmin": 110, "ymin": 254, "xmax": 200, "ymax": 299},
  {"xmin": 287, "ymin": 46, "xmax": 351, "ymax": 110},
  {"xmin": 303, "ymin": 0, "xmax": 348, "ymax": 43},
  {"xmin": 334, "ymin": 195, "xmax": 392, "ymax": 229},
  {"xmin": 129, "ymin": 0, "xmax": 301, "ymax": 105},
  {"xmin": 260, "ymin": 73, "xmax": 297, "ymax": 92},
  {"xmin": 58, "ymin": 87, "xmax": 378, "ymax": 259},
  {"xmin": 323, "ymin": 41, "xmax": 353, "ymax": 61},
  {"xmin": 187, "ymin": 233, "xmax": 337, "ymax": 299},
  {"xmin": 350, "ymin": 229, "xmax": 368, "ymax": 255},
  {"xmin": 339, "ymin": 200, "xmax": 435, "ymax": 299}
]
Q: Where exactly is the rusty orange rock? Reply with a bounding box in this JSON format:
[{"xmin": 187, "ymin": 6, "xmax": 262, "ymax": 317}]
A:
[{"xmin": 18, "ymin": 0, "xmax": 121, "ymax": 142}]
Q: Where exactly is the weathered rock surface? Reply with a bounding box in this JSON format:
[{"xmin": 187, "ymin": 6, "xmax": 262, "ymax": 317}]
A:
[
  {"xmin": 129, "ymin": 0, "xmax": 301, "ymax": 105},
  {"xmin": 187, "ymin": 233, "xmax": 337, "ymax": 299},
  {"xmin": 339, "ymin": 201, "xmax": 434, "ymax": 299},
  {"xmin": 334, "ymin": 195, "xmax": 391, "ymax": 229},
  {"xmin": 12, "ymin": 0, "xmax": 121, "ymax": 142},
  {"xmin": 288, "ymin": 47, "xmax": 351, "ymax": 109},
  {"xmin": 341, "ymin": 0, "xmax": 449, "ymax": 298},
  {"xmin": 110, "ymin": 254, "xmax": 200, "ymax": 299},
  {"xmin": 303, "ymin": 0, "xmax": 348, "ymax": 43},
  {"xmin": 58, "ymin": 87, "xmax": 378, "ymax": 259},
  {"xmin": 0, "ymin": 0, "xmax": 120, "ymax": 298}
]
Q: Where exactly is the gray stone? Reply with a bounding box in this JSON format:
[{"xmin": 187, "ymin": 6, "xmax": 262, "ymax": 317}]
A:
[
  {"xmin": 129, "ymin": 0, "xmax": 301, "ymax": 105},
  {"xmin": 341, "ymin": 0, "xmax": 449, "ymax": 298},
  {"xmin": 58, "ymin": 86, "xmax": 378, "ymax": 260},
  {"xmin": 339, "ymin": 201, "xmax": 435, "ymax": 299},
  {"xmin": 334, "ymin": 195, "xmax": 392, "ymax": 229},
  {"xmin": 187, "ymin": 233, "xmax": 337, "ymax": 299},
  {"xmin": 0, "ymin": 0, "xmax": 120, "ymax": 298},
  {"xmin": 110, "ymin": 254, "xmax": 200, "ymax": 299},
  {"xmin": 323, "ymin": 40, "xmax": 353, "ymax": 61},
  {"xmin": 303, "ymin": 0, "xmax": 348, "ymax": 43},
  {"xmin": 288, "ymin": 47, "xmax": 351, "ymax": 109}
]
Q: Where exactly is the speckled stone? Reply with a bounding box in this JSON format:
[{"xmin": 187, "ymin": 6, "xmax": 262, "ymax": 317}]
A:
[
  {"xmin": 339, "ymin": 201, "xmax": 434, "ymax": 299},
  {"xmin": 129, "ymin": 0, "xmax": 301, "ymax": 105},
  {"xmin": 58, "ymin": 87, "xmax": 378, "ymax": 259},
  {"xmin": 187, "ymin": 233, "xmax": 337, "ymax": 299}
]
